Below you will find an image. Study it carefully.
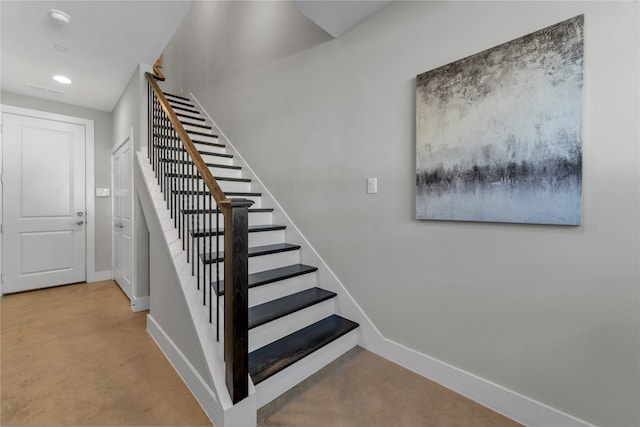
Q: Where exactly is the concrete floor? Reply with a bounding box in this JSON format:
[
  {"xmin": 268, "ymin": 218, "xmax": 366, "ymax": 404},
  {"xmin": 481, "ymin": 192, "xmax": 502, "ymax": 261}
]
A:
[
  {"xmin": 259, "ymin": 347, "xmax": 522, "ymax": 427},
  {"xmin": 1, "ymin": 280, "xmax": 521, "ymax": 426}
]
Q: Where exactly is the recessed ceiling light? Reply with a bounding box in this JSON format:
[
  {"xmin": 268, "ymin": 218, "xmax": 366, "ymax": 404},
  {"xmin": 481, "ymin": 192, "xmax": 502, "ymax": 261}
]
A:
[
  {"xmin": 53, "ymin": 75, "xmax": 72, "ymax": 84},
  {"xmin": 48, "ymin": 9, "xmax": 72, "ymax": 26},
  {"xmin": 54, "ymin": 45, "xmax": 69, "ymax": 53}
]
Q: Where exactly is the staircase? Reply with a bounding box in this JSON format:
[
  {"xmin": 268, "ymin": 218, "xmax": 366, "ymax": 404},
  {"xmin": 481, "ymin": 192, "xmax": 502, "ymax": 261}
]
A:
[{"xmin": 140, "ymin": 81, "xmax": 360, "ymax": 421}]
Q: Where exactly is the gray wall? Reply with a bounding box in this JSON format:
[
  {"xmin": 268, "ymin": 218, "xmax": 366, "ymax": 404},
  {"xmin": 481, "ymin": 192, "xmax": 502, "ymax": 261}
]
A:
[
  {"xmin": 162, "ymin": 1, "xmax": 640, "ymax": 426},
  {"xmin": 112, "ymin": 64, "xmax": 153, "ymax": 299},
  {"xmin": 1, "ymin": 91, "xmax": 113, "ymax": 273},
  {"xmin": 112, "ymin": 66, "xmax": 140, "ymax": 150}
]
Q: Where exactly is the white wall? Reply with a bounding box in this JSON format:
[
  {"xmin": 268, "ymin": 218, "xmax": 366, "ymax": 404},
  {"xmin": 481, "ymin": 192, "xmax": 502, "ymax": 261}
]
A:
[
  {"xmin": 1, "ymin": 91, "xmax": 113, "ymax": 273},
  {"xmin": 162, "ymin": 2, "xmax": 640, "ymax": 426}
]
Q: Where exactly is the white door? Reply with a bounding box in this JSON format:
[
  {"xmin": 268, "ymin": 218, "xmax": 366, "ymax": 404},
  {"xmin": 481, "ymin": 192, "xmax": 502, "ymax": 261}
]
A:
[
  {"xmin": 2, "ymin": 113, "xmax": 86, "ymax": 293},
  {"xmin": 112, "ymin": 137, "xmax": 133, "ymax": 298}
]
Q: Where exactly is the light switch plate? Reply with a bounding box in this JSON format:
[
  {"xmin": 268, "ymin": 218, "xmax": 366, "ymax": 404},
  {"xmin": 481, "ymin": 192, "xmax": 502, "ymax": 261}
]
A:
[
  {"xmin": 96, "ymin": 188, "xmax": 110, "ymax": 197},
  {"xmin": 367, "ymin": 178, "xmax": 377, "ymax": 194}
]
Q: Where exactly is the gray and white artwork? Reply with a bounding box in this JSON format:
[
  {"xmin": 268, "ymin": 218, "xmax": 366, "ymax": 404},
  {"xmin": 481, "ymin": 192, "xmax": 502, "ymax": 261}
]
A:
[{"xmin": 416, "ymin": 15, "xmax": 584, "ymax": 225}]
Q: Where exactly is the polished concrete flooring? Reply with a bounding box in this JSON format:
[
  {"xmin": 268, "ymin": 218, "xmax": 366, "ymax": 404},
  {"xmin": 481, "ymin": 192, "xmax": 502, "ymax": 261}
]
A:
[
  {"xmin": 259, "ymin": 347, "xmax": 522, "ymax": 427},
  {"xmin": 1, "ymin": 280, "xmax": 211, "ymax": 426},
  {"xmin": 1, "ymin": 280, "xmax": 521, "ymax": 426}
]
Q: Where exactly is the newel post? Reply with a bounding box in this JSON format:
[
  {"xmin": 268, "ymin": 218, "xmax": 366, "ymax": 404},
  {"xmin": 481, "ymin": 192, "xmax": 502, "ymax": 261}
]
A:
[{"xmin": 220, "ymin": 198, "xmax": 254, "ymax": 404}]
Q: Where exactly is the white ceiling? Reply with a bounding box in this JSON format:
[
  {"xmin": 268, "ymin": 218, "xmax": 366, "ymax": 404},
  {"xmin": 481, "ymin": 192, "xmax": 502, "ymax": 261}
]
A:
[
  {"xmin": 0, "ymin": 0, "xmax": 391, "ymax": 112},
  {"xmin": 293, "ymin": 0, "xmax": 392, "ymax": 38},
  {"xmin": 0, "ymin": 1, "xmax": 192, "ymax": 112}
]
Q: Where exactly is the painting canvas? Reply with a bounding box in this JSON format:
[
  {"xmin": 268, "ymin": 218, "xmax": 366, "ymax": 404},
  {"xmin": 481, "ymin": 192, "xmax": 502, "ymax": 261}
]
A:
[{"xmin": 416, "ymin": 15, "xmax": 584, "ymax": 225}]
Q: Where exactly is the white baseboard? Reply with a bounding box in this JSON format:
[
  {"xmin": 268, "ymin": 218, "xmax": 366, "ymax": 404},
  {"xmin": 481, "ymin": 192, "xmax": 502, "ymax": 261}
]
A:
[
  {"xmin": 147, "ymin": 314, "xmax": 224, "ymax": 427},
  {"xmin": 376, "ymin": 338, "xmax": 596, "ymax": 427},
  {"xmin": 88, "ymin": 269, "xmax": 113, "ymax": 282},
  {"xmin": 130, "ymin": 295, "xmax": 150, "ymax": 312}
]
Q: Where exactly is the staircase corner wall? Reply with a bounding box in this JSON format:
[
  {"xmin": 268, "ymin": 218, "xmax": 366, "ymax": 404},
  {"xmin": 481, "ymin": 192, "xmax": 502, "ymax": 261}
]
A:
[{"xmin": 135, "ymin": 153, "xmax": 258, "ymax": 427}]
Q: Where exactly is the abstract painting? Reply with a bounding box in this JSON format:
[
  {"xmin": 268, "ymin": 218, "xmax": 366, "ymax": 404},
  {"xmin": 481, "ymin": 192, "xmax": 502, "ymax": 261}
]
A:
[{"xmin": 416, "ymin": 15, "xmax": 584, "ymax": 225}]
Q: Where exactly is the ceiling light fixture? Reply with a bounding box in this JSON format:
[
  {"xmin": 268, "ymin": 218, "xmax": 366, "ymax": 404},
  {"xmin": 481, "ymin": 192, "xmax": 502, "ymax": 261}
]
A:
[
  {"xmin": 53, "ymin": 75, "xmax": 72, "ymax": 84},
  {"xmin": 48, "ymin": 9, "xmax": 72, "ymax": 26}
]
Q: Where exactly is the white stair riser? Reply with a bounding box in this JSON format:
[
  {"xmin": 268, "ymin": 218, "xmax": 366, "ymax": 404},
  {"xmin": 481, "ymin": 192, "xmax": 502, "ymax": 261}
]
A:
[
  {"xmin": 248, "ymin": 273, "xmax": 317, "ymax": 307},
  {"xmin": 169, "ymin": 177, "xmax": 251, "ymax": 193},
  {"xmin": 176, "ymin": 194, "xmax": 262, "ymax": 208},
  {"xmin": 216, "ymin": 180, "xmax": 252, "ymax": 193},
  {"xmin": 188, "ymin": 132, "xmax": 218, "ymax": 144},
  {"xmin": 249, "ymin": 299, "xmax": 336, "ymax": 353},
  {"xmin": 184, "ymin": 211, "xmax": 272, "ymax": 227},
  {"xmin": 199, "ymin": 249, "xmax": 300, "ymax": 276},
  {"xmin": 208, "ymin": 166, "xmax": 242, "ymax": 178},
  {"xmin": 199, "ymin": 153, "xmax": 234, "ymax": 166},
  {"xmin": 214, "ymin": 272, "xmax": 319, "ymax": 315},
  {"xmin": 254, "ymin": 330, "xmax": 359, "ymax": 409},
  {"xmin": 183, "ymin": 123, "xmax": 213, "ymax": 134},
  {"xmin": 167, "ymin": 99, "xmax": 193, "ymax": 106},
  {"xmin": 177, "ymin": 116, "xmax": 205, "ymax": 126},
  {"xmin": 190, "ymin": 229, "xmax": 286, "ymax": 251},
  {"xmin": 194, "ymin": 142, "xmax": 226, "ymax": 155}
]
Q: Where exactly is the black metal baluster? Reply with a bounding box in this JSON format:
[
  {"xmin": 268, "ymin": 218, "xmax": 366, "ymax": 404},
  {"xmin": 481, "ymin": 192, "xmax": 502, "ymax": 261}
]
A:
[
  {"xmin": 158, "ymin": 110, "xmax": 163, "ymax": 187},
  {"xmin": 170, "ymin": 128, "xmax": 175, "ymax": 215},
  {"xmin": 203, "ymin": 179, "xmax": 208, "ymax": 306},
  {"xmin": 196, "ymin": 174, "xmax": 201, "ymax": 289},
  {"xmin": 216, "ymin": 202, "xmax": 220, "ymax": 341},
  {"xmin": 149, "ymin": 89, "xmax": 153, "ymax": 168},
  {"xmin": 191, "ymin": 155, "xmax": 196, "ymax": 275}
]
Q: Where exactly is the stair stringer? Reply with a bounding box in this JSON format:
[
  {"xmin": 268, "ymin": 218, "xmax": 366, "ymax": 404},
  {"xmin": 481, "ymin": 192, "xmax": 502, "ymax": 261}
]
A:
[
  {"xmin": 190, "ymin": 95, "xmax": 392, "ymax": 361},
  {"xmin": 135, "ymin": 151, "xmax": 258, "ymax": 427}
]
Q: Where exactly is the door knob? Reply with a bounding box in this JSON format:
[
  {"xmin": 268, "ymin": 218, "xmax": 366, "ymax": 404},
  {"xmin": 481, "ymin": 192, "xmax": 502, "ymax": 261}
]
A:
[
  {"xmin": 77, "ymin": 220, "xmax": 84, "ymax": 226},
  {"xmin": 115, "ymin": 223, "xmax": 124, "ymax": 228}
]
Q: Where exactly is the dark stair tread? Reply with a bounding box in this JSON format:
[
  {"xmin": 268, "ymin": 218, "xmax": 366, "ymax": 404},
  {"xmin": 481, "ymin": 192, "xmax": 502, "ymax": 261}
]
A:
[
  {"xmin": 200, "ymin": 242, "xmax": 301, "ymax": 264},
  {"xmin": 152, "ymin": 133, "xmax": 224, "ymax": 148},
  {"xmin": 249, "ymin": 315, "xmax": 359, "ymax": 385},
  {"xmin": 172, "ymin": 105, "xmax": 201, "ymax": 115},
  {"xmin": 181, "ymin": 122, "xmax": 213, "ymax": 130},
  {"xmin": 212, "ymin": 264, "xmax": 318, "ymax": 296},
  {"xmin": 192, "ymin": 224, "xmax": 284, "ymax": 238},
  {"xmin": 154, "ymin": 123, "xmax": 213, "ymax": 132},
  {"xmin": 184, "ymin": 175, "xmax": 251, "ymax": 183},
  {"xmin": 159, "ymin": 158, "xmax": 241, "ymax": 169},
  {"xmin": 181, "ymin": 207, "xmax": 272, "ymax": 214},
  {"xmin": 168, "ymin": 99, "xmax": 196, "ymax": 108},
  {"xmin": 163, "ymin": 92, "xmax": 191, "ymax": 101},
  {"xmin": 173, "ymin": 190, "xmax": 261, "ymax": 197},
  {"xmin": 176, "ymin": 112, "xmax": 204, "ymax": 121},
  {"xmin": 166, "ymin": 173, "xmax": 251, "ymax": 183},
  {"xmin": 154, "ymin": 145, "xmax": 232, "ymax": 158},
  {"xmin": 186, "ymin": 129, "xmax": 219, "ymax": 138},
  {"xmin": 249, "ymin": 288, "xmax": 337, "ymax": 330}
]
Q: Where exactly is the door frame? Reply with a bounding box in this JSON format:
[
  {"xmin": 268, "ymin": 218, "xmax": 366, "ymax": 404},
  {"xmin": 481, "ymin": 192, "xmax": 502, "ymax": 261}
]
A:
[
  {"xmin": 111, "ymin": 128, "xmax": 134, "ymax": 299},
  {"xmin": 0, "ymin": 105, "xmax": 96, "ymax": 294}
]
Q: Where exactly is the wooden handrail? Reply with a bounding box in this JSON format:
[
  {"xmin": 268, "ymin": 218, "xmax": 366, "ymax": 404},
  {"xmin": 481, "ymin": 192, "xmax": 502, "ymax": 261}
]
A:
[
  {"xmin": 151, "ymin": 56, "xmax": 166, "ymax": 81},
  {"xmin": 146, "ymin": 72, "xmax": 228, "ymax": 205},
  {"xmin": 146, "ymin": 70, "xmax": 251, "ymax": 404}
]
